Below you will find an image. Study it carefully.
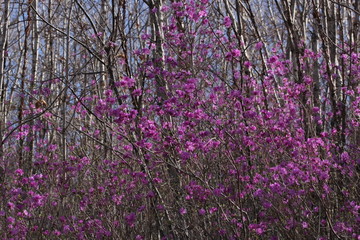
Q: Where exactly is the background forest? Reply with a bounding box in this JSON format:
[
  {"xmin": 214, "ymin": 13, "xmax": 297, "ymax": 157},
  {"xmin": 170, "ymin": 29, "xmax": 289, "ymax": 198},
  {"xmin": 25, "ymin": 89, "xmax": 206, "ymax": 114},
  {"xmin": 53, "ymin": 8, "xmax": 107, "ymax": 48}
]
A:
[{"xmin": 0, "ymin": 0, "xmax": 359, "ymax": 239}]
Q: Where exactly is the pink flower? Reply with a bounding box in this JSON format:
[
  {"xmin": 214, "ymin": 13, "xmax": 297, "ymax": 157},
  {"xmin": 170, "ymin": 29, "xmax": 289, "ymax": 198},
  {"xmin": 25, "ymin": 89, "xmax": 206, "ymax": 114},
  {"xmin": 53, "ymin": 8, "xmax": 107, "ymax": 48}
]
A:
[
  {"xmin": 125, "ymin": 212, "xmax": 136, "ymax": 227},
  {"xmin": 255, "ymin": 41, "xmax": 264, "ymax": 50},
  {"xmin": 223, "ymin": 16, "xmax": 232, "ymax": 28},
  {"xmin": 209, "ymin": 207, "xmax": 218, "ymax": 214},
  {"xmin": 232, "ymin": 49, "xmax": 241, "ymax": 57},
  {"xmin": 225, "ymin": 49, "xmax": 242, "ymax": 61},
  {"xmin": 244, "ymin": 61, "xmax": 252, "ymax": 68},
  {"xmin": 198, "ymin": 208, "xmax": 206, "ymax": 215},
  {"xmin": 7, "ymin": 216, "xmax": 15, "ymax": 224},
  {"xmin": 268, "ymin": 55, "xmax": 278, "ymax": 63},
  {"xmin": 112, "ymin": 194, "xmax": 124, "ymax": 205},
  {"xmin": 199, "ymin": 10, "xmax": 207, "ymax": 18},
  {"xmin": 132, "ymin": 88, "xmax": 142, "ymax": 96},
  {"xmin": 53, "ymin": 230, "xmax": 61, "ymax": 236},
  {"xmin": 119, "ymin": 76, "xmax": 135, "ymax": 88},
  {"xmin": 256, "ymin": 228, "xmax": 264, "ymax": 235},
  {"xmin": 304, "ymin": 76, "xmax": 313, "ymax": 84},
  {"xmin": 302, "ymin": 222, "xmax": 308, "ymax": 229},
  {"xmin": 179, "ymin": 207, "xmax": 187, "ymax": 215},
  {"xmin": 15, "ymin": 168, "xmax": 24, "ymax": 176},
  {"xmin": 7, "ymin": 202, "xmax": 15, "ymax": 210},
  {"xmin": 48, "ymin": 144, "xmax": 57, "ymax": 152}
]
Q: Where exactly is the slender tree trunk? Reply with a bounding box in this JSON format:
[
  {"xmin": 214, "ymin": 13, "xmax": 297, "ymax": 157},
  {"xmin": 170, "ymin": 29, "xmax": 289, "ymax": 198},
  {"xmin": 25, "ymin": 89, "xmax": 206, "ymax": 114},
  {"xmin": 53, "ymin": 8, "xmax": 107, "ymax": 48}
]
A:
[
  {"xmin": 0, "ymin": 0, "xmax": 10, "ymax": 163},
  {"xmin": 18, "ymin": 2, "xmax": 33, "ymax": 173},
  {"xmin": 0, "ymin": 1, "xmax": 9, "ymax": 236},
  {"xmin": 312, "ymin": 0, "xmax": 322, "ymax": 136},
  {"xmin": 28, "ymin": 0, "xmax": 39, "ymax": 173}
]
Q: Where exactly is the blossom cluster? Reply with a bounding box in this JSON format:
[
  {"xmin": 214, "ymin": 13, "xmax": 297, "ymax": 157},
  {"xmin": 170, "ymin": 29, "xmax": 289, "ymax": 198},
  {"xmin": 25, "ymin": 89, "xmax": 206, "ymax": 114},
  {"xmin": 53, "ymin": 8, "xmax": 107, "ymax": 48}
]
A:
[{"xmin": 0, "ymin": 0, "xmax": 359, "ymax": 239}]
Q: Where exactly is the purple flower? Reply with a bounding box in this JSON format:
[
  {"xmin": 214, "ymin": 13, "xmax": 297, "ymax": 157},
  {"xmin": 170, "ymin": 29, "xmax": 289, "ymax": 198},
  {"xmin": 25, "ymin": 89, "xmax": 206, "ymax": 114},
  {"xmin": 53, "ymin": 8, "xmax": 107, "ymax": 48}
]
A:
[
  {"xmin": 255, "ymin": 41, "xmax": 264, "ymax": 50},
  {"xmin": 313, "ymin": 107, "xmax": 320, "ymax": 113},
  {"xmin": 225, "ymin": 49, "xmax": 241, "ymax": 61},
  {"xmin": 304, "ymin": 76, "xmax": 313, "ymax": 84},
  {"xmin": 302, "ymin": 222, "xmax": 308, "ymax": 229},
  {"xmin": 223, "ymin": 16, "xmax": 232, "ymax": 28},
  {"xmin": 32, "ymin": 194, "xmax": 45, "ymax": 206},
  {"xmin": 132, "ymin": 88, "xmax": 142, "ymax": 96},
  {"xmin": 198, "ymin": 208, "xmax": 206, "ymax": 215},
  {"xmin": 48, "ymin": 144, "xmax": 57, "ymax": 152},
  {"xmin": 7, "ymin": 216, "xmax": 15, "ymax": 224},
  {"xmin": 112, "ymin": 194, "xmax": 124, "ymax": 205},
  {"xmin": 256, "ymin": 228, "xmax": 264, "ymax": 235},
  {"xmin": 244, "ymin": 61, "xmax": 252, "ymax": 68},
  {"xmin": 199, "ymin": 10, "xmax": 207, "ymax": 18},
  {"xmin": 125, "ymin": 212, "xmax": 136, "ymax": 227},
  {"xmin": 7, "ymin": 202, "xmax": 15, "ymax": 210},
  {"xmin": 15, "ymin": 168, "xmax": 24, "ymax": 176},
  {"xmin": 119, "ymin": 76, "xmax": 135, "ymax": 88},
  {"xmin": 268, "ymin": 55, "xmax": 278, "ymax": 63},
  {"xmin": 209, "ymin": 207, "xmax": 218, "ymax": 214},
  {"xmin": 179, "ymin": 207, "xmax": 187, "ymax": 215},
  {"xmin": 232, "ymin": 49, "xmax": 241, "ymax": 57}
]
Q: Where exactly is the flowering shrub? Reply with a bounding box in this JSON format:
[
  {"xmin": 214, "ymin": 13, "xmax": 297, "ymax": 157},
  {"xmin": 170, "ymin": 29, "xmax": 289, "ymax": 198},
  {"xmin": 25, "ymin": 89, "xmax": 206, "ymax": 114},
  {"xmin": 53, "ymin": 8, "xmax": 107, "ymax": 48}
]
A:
[{"xmin": 0, "ymin": 0, "xmax": 359, "ymax": 239}]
